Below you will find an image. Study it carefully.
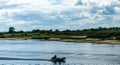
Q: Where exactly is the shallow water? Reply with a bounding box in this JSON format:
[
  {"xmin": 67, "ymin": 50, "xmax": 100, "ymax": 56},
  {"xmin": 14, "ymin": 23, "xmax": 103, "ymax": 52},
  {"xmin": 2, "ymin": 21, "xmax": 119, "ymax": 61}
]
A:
[{"xmin": 0, "ymin": 40, "xmax": 120, "ymax": 65}]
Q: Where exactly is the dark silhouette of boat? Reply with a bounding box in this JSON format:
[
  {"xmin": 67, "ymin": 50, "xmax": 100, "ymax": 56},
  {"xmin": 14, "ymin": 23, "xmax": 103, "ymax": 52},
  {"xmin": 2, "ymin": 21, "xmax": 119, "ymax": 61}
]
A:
[{"xmin": 51, "ymin": 55, "xmax": 66, "ymax": 62}]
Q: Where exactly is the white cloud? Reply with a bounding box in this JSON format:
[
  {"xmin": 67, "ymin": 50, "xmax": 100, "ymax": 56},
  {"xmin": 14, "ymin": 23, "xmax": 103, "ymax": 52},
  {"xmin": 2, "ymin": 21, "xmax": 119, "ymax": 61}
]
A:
[
  {"xmin": 115, "ymin": 7, "xmax": 120, "ymax": 13},
  {"xmin": 0, "ymin": 0, "xmax": 120, "ymax": 31}
]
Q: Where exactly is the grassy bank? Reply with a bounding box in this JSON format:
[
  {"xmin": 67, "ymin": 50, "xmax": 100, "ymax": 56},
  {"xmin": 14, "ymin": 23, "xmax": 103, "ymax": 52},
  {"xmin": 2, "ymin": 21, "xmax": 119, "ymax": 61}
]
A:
[
  {"xmin": 1, "ymin": 27, "xmax": 120, "ymax": 44},
  {"xmin": 0, "ymin": 33, "xmax": 120, "ymax": 44}
]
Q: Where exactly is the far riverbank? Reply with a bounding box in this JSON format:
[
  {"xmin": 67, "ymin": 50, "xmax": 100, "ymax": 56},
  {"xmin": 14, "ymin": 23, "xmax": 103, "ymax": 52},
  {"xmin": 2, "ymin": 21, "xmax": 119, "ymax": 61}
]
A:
[
  {"xmin": 0, "ymin": 38, "xmax": 120, "ymax": 44},
  {"xmin": 47, "ymin": 38, "xmax": 120, "ymax": 44}
]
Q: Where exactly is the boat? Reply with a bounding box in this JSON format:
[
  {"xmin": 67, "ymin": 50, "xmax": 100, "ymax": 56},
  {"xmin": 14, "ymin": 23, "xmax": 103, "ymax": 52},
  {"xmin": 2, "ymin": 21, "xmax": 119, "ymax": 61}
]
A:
[
  {"xmin": 51, "ymin": 57, "xmax": 66, "ymax": 62},
  {"xmin": 51, "ymin": 55, "xmax": 66, "ymax": 62}
]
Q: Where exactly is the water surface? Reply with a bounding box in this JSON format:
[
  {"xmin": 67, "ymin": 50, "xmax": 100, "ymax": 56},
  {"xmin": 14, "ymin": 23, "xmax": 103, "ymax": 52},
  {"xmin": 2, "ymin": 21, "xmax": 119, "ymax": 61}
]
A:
[{"xmin": 0, "ymin": 40, "xmax": 120, "ymax": 65}]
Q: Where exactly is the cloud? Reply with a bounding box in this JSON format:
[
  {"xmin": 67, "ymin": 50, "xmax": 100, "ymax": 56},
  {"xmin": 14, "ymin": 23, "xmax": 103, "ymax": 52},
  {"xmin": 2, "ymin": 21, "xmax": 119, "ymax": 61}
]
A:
[
  {"xmin": 0, "ymin": 0, "xmax": 120, "ymax": 31},
  {"xmin": 10, "ymin": 11, "xmax": 44, "ymax": 21},
  {"xmin": 75, "ymin": 0, "xmax": 83, "ymax": 6},
  {"xmin": 101, "ymin": 5, "xmax": 116, "ymax": 15},
  {"xmin": 50, "ymin": 0, "xmax": 63, "ymax": 5},
  {"xmin": 0, "ymin": 1, "xmax": 24, "ymax": 10}
]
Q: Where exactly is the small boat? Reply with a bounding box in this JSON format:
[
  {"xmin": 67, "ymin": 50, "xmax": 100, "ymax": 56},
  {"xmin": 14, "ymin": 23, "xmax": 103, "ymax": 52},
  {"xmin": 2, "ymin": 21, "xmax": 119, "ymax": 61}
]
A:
[
  {"xmin": 51, "ymin": 57, "xmax": 66, "ymax": 62},
  {"xmin": 51, "ymin": 55, "xmax": 66, "ymax": 62}
]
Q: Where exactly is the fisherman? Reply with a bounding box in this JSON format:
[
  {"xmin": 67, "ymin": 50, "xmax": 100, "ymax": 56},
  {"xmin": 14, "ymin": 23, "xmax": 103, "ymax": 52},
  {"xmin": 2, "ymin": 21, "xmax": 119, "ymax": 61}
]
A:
[{"xmin": 52, "ymin": 55, "xmax": 57, "ymax": 60}]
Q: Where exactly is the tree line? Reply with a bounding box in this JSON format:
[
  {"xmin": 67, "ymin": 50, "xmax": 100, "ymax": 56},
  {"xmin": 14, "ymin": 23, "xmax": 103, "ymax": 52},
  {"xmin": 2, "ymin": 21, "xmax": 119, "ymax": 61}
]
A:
[{"xmin": 0, "ymin": 27, "xmax": 120, "ymax": 40}]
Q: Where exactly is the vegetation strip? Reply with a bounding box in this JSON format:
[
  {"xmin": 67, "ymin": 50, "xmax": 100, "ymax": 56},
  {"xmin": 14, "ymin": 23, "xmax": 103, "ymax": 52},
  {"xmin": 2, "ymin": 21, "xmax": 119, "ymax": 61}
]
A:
[{"xmin": 0, "ymin": 27, "xmax": 120, "ymax": 44}]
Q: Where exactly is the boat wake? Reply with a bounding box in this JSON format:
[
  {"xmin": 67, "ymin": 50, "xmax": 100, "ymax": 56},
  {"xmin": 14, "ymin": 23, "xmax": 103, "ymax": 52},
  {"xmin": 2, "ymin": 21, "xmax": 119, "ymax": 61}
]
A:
[{"xmin": 0, "ymin": 57, "xmax": 50, "ymax": 61}]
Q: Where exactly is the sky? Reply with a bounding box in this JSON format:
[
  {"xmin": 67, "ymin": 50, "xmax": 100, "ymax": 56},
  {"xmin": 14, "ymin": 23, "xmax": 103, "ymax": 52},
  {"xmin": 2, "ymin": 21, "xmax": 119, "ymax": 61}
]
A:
[{"xmin": 0, "ymin": 0, "xmax": 120, "ymax": 31}]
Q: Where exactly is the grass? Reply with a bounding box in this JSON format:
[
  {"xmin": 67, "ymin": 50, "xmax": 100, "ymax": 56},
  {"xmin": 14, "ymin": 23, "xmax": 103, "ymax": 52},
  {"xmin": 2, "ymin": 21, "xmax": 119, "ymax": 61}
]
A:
[
  {"xmin": 0, "ymin": 33, "xmax": 87, "ymax": 40},
  {"xmin": 1, "ymin": 33, "xmax": 120, "ymax": 44}
]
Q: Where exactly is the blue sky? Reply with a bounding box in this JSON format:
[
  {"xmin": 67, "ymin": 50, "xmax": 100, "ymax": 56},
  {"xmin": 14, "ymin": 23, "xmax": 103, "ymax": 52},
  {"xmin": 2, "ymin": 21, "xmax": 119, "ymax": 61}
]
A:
[{"xmin": 0, "ymin": 0, "xmax": 120, "ymax": 31}]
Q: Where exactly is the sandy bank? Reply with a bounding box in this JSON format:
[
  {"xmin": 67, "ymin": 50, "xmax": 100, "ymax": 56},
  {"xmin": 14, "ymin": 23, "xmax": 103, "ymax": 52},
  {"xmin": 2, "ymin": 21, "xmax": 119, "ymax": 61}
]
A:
[
  {"xmin": 0, "ymin": 38, "xmax": 120, "ymax": 44},
  {"xmin": 48, "ymin": 38, "xmax": 120, "ymax": 44}
]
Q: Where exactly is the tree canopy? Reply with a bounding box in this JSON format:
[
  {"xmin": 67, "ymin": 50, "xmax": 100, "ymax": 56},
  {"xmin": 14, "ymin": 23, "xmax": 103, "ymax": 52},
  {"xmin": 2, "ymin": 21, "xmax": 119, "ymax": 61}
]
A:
[{"xmin": 9, "ymin": 27, "xmax": 15, "ymax": 33}]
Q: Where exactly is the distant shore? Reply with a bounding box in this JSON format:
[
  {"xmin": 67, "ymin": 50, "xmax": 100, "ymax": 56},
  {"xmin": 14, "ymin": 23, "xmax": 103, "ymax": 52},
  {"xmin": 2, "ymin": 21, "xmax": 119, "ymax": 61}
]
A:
[
  {"xmin": 47, "ymin": 38, "xmax": 120, "ymax": 44},
  {"xmin": 0, "ymin": 38, "xmax": 120, "ymax": 44},
  {"xmin": 0, "ymin": 37, "xmax": 120, "ymax": 44},
  {"xmin": 0, "ymin": 38, "xmax": 29, "ymax": 40}
]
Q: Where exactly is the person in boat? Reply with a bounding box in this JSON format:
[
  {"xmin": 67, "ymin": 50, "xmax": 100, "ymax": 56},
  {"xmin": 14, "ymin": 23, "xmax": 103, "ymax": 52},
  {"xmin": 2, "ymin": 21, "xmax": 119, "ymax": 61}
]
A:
[
  {"xmin": 51, "ymin": 55, "xmax": 66, "ymax": 62},
  {"xmin": 51, "ymin": 55, "xmax": 57, "ymax": 60}
]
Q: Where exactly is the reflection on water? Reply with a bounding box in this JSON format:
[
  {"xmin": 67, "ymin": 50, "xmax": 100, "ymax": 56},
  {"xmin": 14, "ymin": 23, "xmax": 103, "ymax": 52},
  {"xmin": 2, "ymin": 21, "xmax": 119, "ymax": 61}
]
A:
[{"xmin": 0, "ymin": 40, "xmax": 120, "ymax": 65}]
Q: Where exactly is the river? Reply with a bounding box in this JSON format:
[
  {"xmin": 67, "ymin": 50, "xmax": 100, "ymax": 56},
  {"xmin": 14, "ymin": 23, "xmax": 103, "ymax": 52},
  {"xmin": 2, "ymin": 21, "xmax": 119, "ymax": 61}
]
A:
[{"xmin": 0, "ymin": 39, "xmax": 120, "ymax": 65}]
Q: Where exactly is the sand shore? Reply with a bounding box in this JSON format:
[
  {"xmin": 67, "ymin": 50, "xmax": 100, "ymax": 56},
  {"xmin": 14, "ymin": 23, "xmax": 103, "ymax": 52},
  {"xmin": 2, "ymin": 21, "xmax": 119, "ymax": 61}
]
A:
[
  {"xmin": 0, "ymin": 38, "xmax": 120, "ymax": 44},
  {"xmin": 48, "ymin": 38, "xmax": 120, "ymax": 44}
]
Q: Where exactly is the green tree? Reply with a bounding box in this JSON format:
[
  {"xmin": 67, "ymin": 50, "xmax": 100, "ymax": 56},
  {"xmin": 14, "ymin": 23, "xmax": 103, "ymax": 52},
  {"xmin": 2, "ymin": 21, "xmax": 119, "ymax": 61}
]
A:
[{"xmin": 9, "ymin": 27, "xmax": 15, "ymax": 33}]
